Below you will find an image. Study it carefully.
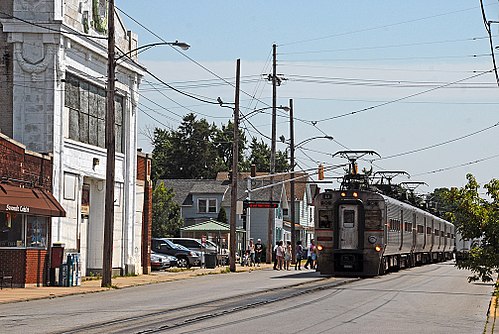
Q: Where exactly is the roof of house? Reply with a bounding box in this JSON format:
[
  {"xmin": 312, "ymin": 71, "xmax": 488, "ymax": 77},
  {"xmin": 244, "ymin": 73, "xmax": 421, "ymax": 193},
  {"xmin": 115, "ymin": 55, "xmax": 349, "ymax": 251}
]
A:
[
  {"xmin": 180, "ymin": 219, "xmax": 244, "ymax": 232},
  {"xmin": 158, "ymin": 179, "xmax": 230, "ymax": 206},
  {"xmin": 216, "ymin": 171, "xmax": 310, "ymax": 201}
]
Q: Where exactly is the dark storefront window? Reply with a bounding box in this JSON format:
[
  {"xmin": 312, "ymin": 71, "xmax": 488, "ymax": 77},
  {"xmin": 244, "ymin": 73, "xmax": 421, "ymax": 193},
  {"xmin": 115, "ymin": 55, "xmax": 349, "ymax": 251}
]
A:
[
  {"xmin": 65, "ymin": 73, "xmax": 125, "ymax": 153},
  {"xmin": 0, "ymin": 213, "xmax": 48, "ymax": 248},
  {"xmin": 26, "ymin": 216, "xmax": 48, "ymax": 248}
]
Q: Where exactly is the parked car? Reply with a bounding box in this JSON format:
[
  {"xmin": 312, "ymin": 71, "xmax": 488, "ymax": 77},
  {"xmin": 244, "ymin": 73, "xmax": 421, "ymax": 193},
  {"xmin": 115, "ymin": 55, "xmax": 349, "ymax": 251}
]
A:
[
  {"xmin": 150, "ymin": 252, "xmax": 177, "ymax": 270},
  {"xmin": 166, "ymin": 238, "xmax": 217, "ymax": 255},
  {"xmin": 151, "ymin": 238, "xmax": 201, "ymax": 268}
]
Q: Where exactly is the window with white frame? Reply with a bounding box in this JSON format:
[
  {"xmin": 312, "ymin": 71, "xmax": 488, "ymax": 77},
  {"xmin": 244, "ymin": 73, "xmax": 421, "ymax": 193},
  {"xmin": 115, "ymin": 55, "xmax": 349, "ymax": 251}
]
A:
[{"xmin": 198, "ymin": 198, "xmax": 217, "ymax": 213}]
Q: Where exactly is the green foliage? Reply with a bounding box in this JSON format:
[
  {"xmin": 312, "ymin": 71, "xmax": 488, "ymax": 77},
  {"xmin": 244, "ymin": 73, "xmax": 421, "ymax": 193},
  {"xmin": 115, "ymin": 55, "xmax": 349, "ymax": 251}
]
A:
[
  {"xmin": 151, "ymin": 114, "xmax": 289, "ymax": 183},
  {"xmin": 247, "ymin": 138, "xmax": 289, "ymax": 172},
  {"xmin": 217, "ymin": 207, "xmax": 228, "ymax": 224},
  {"xmin": 445, "ymin": 174, "xmax": 499, "ymax": 283},
  {"xmin": 152, "ymin": 182, "xmax": 184, "ymax": 238}
]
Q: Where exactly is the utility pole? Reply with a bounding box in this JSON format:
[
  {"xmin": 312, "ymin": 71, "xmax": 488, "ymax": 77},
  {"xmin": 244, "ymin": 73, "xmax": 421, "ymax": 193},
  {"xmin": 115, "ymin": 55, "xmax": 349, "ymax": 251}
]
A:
[
  {"xmin": 102, "ymin": 0, "xmax": 116, "ymax": 287},
  {"xmin": 289, "ymin": 99, "xmax": 296, "ymax": 264},
  {"xmin": 229, "ymin": 59, "xmax": 240, "ymax": 272},
  {"xmin": 266, "ymin": 44, "xmax": 277, "ymax": 263}
]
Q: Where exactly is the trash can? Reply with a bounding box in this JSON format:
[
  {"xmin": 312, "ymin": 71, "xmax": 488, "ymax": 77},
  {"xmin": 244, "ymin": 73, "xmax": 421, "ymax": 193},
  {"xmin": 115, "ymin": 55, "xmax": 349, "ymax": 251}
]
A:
[{"xmin": 205, "ymin": 253, "xmax": 216, "ymax": 269}]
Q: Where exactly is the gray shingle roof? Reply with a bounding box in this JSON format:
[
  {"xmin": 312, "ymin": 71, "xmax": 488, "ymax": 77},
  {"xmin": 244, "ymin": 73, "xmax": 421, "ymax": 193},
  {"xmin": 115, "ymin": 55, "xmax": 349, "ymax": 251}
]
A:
[{"xmin": 158, "ymin": 179, "xmax": 229, "ymax": 206}]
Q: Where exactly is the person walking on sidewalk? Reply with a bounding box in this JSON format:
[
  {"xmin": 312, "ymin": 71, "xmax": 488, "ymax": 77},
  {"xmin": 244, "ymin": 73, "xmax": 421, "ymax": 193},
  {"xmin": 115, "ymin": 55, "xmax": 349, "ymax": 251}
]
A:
[
  {"xmin": 295, "ymin": 240, "xmax": 303, "ymax": 270},
  {"xmin": 304, "ymin": 239, "xmax": 316, "ymax": 269},
  {"xmin": 255, "ymin": 238, "xmax": 263, "ymax": 266},
  {"xmin": 248, "ymin": 238, "xmax": 256, "ymax": 267},
  {"xmin": 276, "ymin": 240, "xmax": 285, "ymax": 270},
  {"xmin": 273, "ymin": 241, "xmax": 279, "ymax": 270},
  {"xmin": 284, "ymin": 241, "xmax": 292, "ymax": 270}
]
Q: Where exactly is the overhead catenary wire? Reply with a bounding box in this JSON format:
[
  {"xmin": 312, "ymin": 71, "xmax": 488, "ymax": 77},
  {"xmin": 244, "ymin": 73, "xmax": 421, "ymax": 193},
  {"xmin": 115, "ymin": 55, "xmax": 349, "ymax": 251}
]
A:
[
  {"xmin": 310, "ymin": 68, "xmax": 495, "ymax": 124},
  {"xmin": 279, "ymin": 3, "xmax": 494, "ymax": 47},
  {"xmin": 412, "ymin": 153, "xmax": 499, "ymax": 177}
]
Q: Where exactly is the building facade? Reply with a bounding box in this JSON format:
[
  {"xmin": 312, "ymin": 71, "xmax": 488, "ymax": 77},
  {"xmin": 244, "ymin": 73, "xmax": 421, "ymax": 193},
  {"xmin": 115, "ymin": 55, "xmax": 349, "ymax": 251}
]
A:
[
  {"xmin": 0, "ymin": 132, "xmax": 65, "ymax": 287},
  {"xmin": 0, "ymin": 0, "xmax": 145, "ymax": 277}
]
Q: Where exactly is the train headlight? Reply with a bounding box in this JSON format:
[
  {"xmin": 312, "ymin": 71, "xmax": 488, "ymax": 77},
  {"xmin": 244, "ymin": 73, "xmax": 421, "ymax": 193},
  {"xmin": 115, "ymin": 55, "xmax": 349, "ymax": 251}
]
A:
[
  {"xmin": 375, "ymin": 245, "xmax": 382, "ymax": 252},
  {"xmin": 340, "ymin": 192, "xmax": 346, "ymax": 197},
  {"xmin": 352, "ymin": 192, "xmax": 358, "ymax": 198},
  {"xmin": 317, "ymin": 244, "xmax": 323, "ymax": 251}
]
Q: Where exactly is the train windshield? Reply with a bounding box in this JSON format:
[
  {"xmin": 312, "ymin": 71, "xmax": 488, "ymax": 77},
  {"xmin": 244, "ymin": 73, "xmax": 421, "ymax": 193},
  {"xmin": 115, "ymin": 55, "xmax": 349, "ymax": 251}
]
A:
[{"xmin": 343, "ymin": 210, "xmax": 355, "ymax": 228}]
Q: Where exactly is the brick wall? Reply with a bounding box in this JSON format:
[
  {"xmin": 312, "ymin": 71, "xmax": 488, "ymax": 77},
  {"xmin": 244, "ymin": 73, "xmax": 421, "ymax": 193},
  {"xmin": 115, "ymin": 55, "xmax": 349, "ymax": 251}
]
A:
[
  {"xmin": 0, "ymin": 133, "xmax": 52, "ymax": 190},
  {"xmin": 0, "ymin": 249, "xmax": 26, "ymax": 287},
  {"xmin": 25, "ymin": 249, "xmax": 48, "ymax": 286},
  {"xmin": 137, "ymin": 152, "xmax": 152, "ymax": 273}
]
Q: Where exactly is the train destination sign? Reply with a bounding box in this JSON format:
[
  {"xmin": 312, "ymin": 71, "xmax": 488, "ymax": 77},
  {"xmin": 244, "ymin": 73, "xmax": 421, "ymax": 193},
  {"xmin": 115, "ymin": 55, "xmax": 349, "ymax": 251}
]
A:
[{"xmin": 243, "ymin": 200, "xmax": 279, "ymax": 209}]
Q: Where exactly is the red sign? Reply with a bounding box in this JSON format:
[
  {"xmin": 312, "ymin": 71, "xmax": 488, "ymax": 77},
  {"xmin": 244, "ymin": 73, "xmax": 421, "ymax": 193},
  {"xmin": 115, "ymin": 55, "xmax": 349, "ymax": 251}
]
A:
[{"xmin": 247, "ymin": 202, "xmax": 278, "ymax": 209}]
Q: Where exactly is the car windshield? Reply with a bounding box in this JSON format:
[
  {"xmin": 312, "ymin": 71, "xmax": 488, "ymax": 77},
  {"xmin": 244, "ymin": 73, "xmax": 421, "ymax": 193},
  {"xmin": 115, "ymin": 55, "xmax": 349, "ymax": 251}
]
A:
[
  {"xmin": 172, "ymin": 243, "xmax": 191, "ymax": 252},
  {"xmin": 157, "ymin": 239, "xmax": 176, "ymax": 249}
]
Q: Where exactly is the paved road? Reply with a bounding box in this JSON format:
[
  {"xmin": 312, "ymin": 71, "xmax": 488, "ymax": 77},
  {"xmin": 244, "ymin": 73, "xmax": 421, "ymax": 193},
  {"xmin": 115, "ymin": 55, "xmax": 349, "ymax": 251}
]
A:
[
  {"xmin": 166, "ymin": 262, "xmax": 492, "ymax": 334},
  {"xmin": 0, "ymin": 262, "xmax": 493, "ymax": 334}
]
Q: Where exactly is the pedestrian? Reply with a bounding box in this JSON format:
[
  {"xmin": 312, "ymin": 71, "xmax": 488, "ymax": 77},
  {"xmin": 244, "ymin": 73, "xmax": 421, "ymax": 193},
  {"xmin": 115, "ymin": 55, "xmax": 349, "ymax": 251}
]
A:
[
  {"xmin": 255, "ymin": 238, "xmax": 263, "ymax": 267},
  {"xmin": 248, "ymin": 238, "xmax": 255, "ymax": 267},
  {"xmin": 304, "ymin": 239, "xmax": 316, "ymax": 269},
  {"xmin": 273, "ymin": 241, "xmax": 279, "ymax": 270},
  {"xmin": 276, "ymin": 240, "xmax": 285, "ymax": 270},
  {"xmin": 295, "ymin": 240, "xmax": 303, "ymax": 270},
  {"xmin": 284, "ymin": 240, "xmax": 292, "ymax": 270}
]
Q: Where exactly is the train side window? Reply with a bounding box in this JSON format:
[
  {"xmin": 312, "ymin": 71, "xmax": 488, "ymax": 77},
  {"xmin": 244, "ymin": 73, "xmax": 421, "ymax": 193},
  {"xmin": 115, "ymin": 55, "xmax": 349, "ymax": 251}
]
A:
[
  {"xmin": 343, "ymin": 210, "xmax": 355, "ymax": 228},
  {"xmin": 318, "ymin": 210, "xmax": 333, "ymax": 229},
  {"xmin": 426, "ymin": 227, "xmax": 432, "ymax": 234},
  {"xmin": 417, "ymin": 225, "xmax": 423, "ymax": 234}
]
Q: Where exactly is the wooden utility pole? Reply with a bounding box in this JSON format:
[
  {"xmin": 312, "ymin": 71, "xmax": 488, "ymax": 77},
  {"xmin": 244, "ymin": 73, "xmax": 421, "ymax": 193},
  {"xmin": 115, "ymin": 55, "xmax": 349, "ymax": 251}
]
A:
[
  {"xmin": 289, "ymin": 99, "xmax": 296, "ymax": 264},
  {"xmin": 102, "ymin": 0, "xmax": 115, "ymax": 287},
  {"xmin": 230, "ymin": 59, "xmax": 240, "ymax": 272},
  {"xmin": 266, "ymin": 43, "xmax": 277, "ymax": 263}
]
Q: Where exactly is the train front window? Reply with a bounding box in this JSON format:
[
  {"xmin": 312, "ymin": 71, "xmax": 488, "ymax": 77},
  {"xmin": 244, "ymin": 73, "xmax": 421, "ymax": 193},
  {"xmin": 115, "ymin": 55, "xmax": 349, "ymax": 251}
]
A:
[
  {"xmin": 318, "ymin": 210, "xmax": 333, "ymax": 228},
  {"xmin": 343, "ymin": 210, "xmax": 355, "ymax": 228}
]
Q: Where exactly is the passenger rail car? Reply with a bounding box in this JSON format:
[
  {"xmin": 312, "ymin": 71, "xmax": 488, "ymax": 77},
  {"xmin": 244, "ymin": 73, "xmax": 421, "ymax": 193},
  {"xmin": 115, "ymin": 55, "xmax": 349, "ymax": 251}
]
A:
[{"xmin": 314, "ymin": 189, "xmax": 455, "ymax": 276}]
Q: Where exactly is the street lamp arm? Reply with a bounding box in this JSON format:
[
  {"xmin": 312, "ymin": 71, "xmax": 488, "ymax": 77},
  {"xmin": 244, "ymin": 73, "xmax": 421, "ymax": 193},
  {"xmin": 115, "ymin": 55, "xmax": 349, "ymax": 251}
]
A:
[
  {"xmin": 287, "ymin": 135, "xmax": 334, "ymax": 149},
  {"xmin": 115, "ymin": 41, "xmax": 190, "ymax": 62},
  {"xmin": 240, "ymin": 105, "xmax": 290, "ymax": 121}
]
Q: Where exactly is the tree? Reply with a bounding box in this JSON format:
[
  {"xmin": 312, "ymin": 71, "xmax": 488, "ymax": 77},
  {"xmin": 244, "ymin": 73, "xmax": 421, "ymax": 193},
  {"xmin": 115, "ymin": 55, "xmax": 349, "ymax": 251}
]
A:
[
  {"xmin": 152, "ymin": 114, "xmax": 219, "ymax": 180},
  {"xmin": 152, "ymin": 182, "xmax": 184, "ymax": 238},
  {"xmin": 247, "ymin": 138, "xmax": 289, "ymax": 172},
  {"xmin": 217, "ymin": 207, "xmax": 228, "ymax": 224},
  {"xmin": 445, "ymin": 173, "xmax": 499, "ymax": 283}
]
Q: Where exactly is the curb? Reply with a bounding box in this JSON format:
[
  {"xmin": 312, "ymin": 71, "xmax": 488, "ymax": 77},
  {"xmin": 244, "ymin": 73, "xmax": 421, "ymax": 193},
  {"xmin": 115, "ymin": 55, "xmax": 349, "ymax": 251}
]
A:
[{"xmin": 485, "ymin": 293, "xmax": 498, "ymax": 334}]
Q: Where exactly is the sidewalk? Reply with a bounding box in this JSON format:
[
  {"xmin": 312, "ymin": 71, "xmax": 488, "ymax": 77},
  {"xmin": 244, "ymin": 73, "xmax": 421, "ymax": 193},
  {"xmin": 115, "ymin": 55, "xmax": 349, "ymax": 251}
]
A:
[
  {"xmin": 0, "ymin": 263, "xmax": 275, "ymax": 304},
  {"xmin": 485, "ymin": 287, "xmax": 498, "ymax": 334}
]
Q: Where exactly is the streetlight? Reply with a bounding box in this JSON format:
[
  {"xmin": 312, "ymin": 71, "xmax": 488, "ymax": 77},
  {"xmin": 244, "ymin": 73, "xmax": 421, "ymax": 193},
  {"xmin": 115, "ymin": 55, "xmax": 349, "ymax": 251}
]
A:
[
  {"xmin": 242, "ymin": 104, "xmax": 290, "ymax": 263},
  {"xmin": 115, "ymin": 41, "xmax": 190, "ymax": 63},
  {"xmin": 285, "ymin": 100, "xmax": 334, "ymax": 263},
  {"xmin": 102, "ymin": 0, "xmax": 189, "ymax": 287}
]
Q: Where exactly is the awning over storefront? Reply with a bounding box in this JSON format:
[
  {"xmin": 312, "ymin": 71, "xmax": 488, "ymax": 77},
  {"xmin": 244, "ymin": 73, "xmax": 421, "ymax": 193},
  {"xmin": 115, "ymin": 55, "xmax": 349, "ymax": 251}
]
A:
[{"xmin": 0, "ymin": 183, "xmax": 66, "ymax": 217}]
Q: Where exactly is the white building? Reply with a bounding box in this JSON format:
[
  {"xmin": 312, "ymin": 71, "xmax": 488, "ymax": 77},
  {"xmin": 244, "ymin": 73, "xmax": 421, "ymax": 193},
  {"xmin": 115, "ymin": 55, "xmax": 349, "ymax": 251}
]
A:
[{"xmin": 0, "ymin": 0, "xmax": 145, "ymax": 275}]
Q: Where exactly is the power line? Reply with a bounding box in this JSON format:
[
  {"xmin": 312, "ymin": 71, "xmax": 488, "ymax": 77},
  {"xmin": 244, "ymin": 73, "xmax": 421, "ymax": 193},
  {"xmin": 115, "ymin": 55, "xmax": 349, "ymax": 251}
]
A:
[
  {"xmin": 279, "ymin": 3, "xmax": 493, "ymax": 47},
  {"xmin": 412, "ymin": 153, "xmax": 499, "ymax": 177},
  {"xmin": 280, "ymin": 36, "xmax": 492, "ymax": 55},
  {"xmin": 311, "ymin": 68, "xmax": 494, "ymax": 123},
  {"xmin": 376, "ymin": 121, "xmax": 499, "ymax": 161}
]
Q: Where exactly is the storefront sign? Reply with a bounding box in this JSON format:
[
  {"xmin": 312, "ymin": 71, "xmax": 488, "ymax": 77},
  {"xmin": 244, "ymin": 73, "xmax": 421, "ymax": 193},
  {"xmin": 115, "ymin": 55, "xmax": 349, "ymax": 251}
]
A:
[{"xmin": 6, "ymin": 204, "xmax": 30, "ymax": 213}]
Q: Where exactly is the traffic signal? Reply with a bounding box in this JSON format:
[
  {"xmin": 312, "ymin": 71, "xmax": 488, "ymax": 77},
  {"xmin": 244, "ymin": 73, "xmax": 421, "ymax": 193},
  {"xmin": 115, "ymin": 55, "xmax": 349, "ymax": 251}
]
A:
[{"xmin": 318, "ymin": 164, "xmax": 325, "ymax": 180}]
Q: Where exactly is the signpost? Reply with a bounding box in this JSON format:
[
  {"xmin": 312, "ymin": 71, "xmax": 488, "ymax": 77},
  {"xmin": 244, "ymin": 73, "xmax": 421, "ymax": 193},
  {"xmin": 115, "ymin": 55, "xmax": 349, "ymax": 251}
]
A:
[{"xmin": 243, "ymin": 200, "xmax": 279, "ymax": 209}]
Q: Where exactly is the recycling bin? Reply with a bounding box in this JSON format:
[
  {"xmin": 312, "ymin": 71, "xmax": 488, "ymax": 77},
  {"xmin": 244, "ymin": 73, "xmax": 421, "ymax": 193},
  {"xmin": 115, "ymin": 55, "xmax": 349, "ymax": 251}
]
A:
[{"xmin": 205, "ymin": 253, "xmax": 216, "ymax": 269}]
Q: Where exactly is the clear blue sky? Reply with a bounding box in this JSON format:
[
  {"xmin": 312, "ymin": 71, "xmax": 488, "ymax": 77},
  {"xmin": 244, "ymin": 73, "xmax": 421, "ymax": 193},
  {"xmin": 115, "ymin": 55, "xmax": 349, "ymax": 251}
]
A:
[{"xmin": 117, "ymin": 1, "xmax": 499, "ymax": 195}]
